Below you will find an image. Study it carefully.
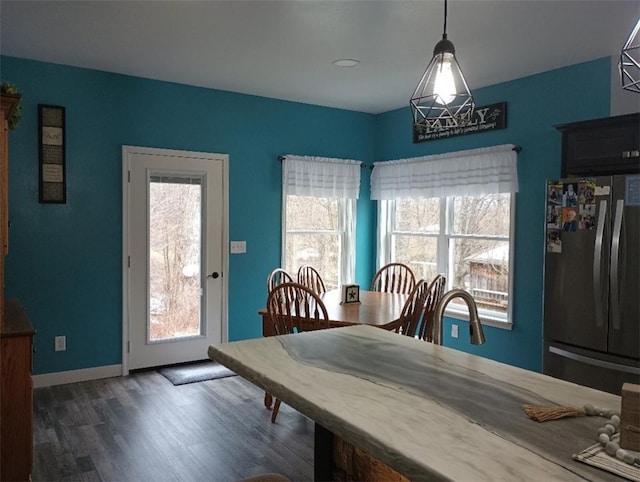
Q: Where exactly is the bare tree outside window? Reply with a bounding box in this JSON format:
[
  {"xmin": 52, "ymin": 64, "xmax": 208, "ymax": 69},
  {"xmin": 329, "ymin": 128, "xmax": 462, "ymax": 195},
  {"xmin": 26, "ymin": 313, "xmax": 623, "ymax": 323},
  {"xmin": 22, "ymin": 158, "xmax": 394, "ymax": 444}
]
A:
[
  {"xmin": 283, "ymin": 195, "xmax": 348, "ymax": 290},
  {"xmin": 450, "ymin": 194, "xmax": 510, "ymax": 311},
  {"xmin": 149, "ymin": 178, "xmax": 202, "ymax": 341}
]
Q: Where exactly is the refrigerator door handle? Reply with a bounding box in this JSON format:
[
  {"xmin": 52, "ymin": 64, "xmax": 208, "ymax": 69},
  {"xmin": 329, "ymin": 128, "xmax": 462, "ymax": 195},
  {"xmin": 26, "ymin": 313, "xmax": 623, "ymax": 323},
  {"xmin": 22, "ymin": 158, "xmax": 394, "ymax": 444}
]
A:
[
  {"xmin": 610, "ymin": 199, "xmax": 624, "ymax": 330},
  {"xmin": 549, "ymin": 346, "xmax": 640, "ymax": 375},
  {"xmin": 593, "ymin": 200, "xmax": 607, "ymax": 328}
]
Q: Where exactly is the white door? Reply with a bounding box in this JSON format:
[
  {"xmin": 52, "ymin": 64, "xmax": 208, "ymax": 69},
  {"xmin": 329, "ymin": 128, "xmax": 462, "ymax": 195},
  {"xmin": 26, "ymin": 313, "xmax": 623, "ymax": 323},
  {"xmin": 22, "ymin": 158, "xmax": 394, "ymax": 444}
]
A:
[{"xmin": 123, "ymin": 146, "xmax": 228, "ymax": 371}]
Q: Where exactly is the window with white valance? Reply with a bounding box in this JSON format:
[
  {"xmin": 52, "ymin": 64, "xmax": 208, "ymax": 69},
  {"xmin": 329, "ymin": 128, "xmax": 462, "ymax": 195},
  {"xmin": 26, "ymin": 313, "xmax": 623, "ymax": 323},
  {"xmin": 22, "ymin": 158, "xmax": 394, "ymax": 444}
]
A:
[
  {"xmin": 373, "ymin": 144, "xmax": 519, "ymax": 327},
  {"xmin": 282, "ymin": 155, "xmax": 362, "ymax": 199},
  {"xmin": 281, "ymin": 155, "xmax": 362, "ymax": 288},
  {"xmin": 370, "ymin": 144, "xmax": 518, "ymax": 200}
]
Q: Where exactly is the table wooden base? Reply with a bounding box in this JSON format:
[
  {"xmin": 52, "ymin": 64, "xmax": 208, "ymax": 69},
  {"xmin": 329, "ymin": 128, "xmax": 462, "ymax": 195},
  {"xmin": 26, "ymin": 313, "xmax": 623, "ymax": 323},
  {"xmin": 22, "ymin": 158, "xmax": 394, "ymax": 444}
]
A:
[{"xmin": 314, "ymin": 423, "xmax": 408, "ymax": 482}]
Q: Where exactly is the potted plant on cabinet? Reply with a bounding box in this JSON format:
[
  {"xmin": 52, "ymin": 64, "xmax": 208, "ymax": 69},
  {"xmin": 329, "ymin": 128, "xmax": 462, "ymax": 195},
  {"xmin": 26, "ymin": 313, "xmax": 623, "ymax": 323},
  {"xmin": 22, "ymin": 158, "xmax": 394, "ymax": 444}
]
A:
[{"xmin": 0, "ymin": 82, "xmax": 22, "ymax": 131}]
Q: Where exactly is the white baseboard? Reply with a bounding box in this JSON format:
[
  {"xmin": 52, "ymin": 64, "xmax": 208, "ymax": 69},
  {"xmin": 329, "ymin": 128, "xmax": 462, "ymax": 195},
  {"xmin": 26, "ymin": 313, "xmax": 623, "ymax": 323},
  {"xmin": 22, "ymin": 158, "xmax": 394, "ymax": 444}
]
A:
[{"xmin": 33, "ymin": 364, "xmax": 123, "ymax": 388}]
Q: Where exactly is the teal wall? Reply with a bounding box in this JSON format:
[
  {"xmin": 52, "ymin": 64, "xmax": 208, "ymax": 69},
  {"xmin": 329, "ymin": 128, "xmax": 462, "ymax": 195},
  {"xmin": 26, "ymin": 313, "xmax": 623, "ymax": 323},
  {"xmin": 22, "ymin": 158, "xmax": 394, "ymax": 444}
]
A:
[
  {"xmin": 1, "ymin": 56, "xmax": 375, "ymax": 375},
  {"xmin": 1, "ymin": 55, "xmax": 611, "ymax": 376},
  {"xmin": 375, "ymin": 57, "xmax": 611, "ymax": 370}
]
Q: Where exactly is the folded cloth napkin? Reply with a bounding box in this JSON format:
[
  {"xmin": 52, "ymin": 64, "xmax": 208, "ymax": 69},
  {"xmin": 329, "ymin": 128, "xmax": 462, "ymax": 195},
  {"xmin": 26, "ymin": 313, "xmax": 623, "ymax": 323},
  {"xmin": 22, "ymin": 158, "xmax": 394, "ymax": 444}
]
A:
[{"xmin": 573, "ymin": 434, "xmax": 640, "ymax": 482}]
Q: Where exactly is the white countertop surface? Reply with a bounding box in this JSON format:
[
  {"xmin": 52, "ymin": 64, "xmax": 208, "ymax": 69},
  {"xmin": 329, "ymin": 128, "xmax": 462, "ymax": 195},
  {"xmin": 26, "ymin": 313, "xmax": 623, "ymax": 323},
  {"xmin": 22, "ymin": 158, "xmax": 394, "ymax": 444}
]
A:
[{"xmin": 209, "ymin": 325, "xmax": 624, "ymax": 481}]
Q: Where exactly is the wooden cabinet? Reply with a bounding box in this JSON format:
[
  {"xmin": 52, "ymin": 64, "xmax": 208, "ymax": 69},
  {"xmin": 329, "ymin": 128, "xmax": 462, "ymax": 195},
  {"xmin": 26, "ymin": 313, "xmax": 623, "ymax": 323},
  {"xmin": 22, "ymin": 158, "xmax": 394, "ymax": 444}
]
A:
[
  {"xmin": 556, "ymin": 113, "xmax": 640, "ymax": 177},
  {"xmin": 0, "ymin": 93, "xmax": 33, "ymax": 481},
  {"xmin": 1, "ymin": 300, "xmax": 34, "ymax": 482},
  {"xmin": 1, "ymin": 93, "xmax": 20, "ymax": 323}
]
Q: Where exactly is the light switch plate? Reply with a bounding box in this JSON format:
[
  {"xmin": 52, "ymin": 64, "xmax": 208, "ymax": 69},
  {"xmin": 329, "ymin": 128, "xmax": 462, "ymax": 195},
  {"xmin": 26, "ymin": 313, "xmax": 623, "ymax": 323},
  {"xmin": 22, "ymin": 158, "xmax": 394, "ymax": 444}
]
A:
[
  {"xmin": 230, "ymin": 240, "xmax": 246, "ymax": 254},
  {"xmin": 451, "ymin": 324, "xmax": 459, "ymax": 339}
]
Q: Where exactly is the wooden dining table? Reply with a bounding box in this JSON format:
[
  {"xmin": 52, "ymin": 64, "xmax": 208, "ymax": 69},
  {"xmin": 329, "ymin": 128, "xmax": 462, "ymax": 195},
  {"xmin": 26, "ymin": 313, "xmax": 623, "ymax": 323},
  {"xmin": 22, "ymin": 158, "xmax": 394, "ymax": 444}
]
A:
[
  {"xmin": 209, "ymin": 325, "xmax": 627, "ymax": 482},
  {"xmin": 258, "ymin": 288, "xmax": 408, "ymax": 336}
]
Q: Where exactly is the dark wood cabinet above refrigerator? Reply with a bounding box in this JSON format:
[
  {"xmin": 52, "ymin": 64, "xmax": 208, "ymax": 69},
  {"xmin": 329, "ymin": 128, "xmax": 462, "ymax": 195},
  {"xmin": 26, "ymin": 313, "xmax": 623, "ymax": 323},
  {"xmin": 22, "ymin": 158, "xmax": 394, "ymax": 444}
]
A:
[{"xmin": 555, "ymin": 113, "xmax": 640, "ymax": 177}]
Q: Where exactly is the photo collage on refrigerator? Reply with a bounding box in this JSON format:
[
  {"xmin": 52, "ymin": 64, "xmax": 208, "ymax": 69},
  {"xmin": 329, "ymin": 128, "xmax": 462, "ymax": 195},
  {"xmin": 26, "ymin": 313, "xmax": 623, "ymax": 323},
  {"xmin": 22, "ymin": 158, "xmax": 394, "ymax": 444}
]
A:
[{"xmin": 546, "ymin": 178, "xmax": 596, "ymax": 253}]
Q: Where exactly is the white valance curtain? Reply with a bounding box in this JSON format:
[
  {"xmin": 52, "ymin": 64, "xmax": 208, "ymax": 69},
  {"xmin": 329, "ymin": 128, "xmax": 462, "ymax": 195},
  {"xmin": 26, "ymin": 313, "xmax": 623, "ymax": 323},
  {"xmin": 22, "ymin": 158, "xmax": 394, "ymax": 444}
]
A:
[
  {"xmin": 282, "ymin": 155, "xmax": 362, "ymax": 199},
  {"xmin": 370, "ymin": 144, "xmax": 519, "ymax": 200}
]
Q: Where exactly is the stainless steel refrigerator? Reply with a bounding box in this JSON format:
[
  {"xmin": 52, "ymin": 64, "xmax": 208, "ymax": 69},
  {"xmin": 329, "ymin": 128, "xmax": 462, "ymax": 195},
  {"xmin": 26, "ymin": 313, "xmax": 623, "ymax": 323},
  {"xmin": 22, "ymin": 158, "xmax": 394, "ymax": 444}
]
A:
[{"xmin": 543, "ymin": 175, "xmax": 640, "ymax": 394}]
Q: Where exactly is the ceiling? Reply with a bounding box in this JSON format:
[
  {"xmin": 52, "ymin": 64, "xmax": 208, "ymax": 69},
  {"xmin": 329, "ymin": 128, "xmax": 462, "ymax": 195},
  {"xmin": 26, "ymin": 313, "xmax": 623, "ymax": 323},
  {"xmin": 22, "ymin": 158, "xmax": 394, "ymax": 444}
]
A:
[{"xmin": 1, "ymin": 1, "xmax": 639, "ymax": 114}]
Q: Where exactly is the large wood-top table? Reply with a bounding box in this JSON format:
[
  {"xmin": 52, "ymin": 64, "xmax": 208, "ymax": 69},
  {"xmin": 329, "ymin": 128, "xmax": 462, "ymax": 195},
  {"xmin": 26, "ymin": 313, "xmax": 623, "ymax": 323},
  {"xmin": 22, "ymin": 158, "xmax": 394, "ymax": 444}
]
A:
[
  {"xmin": 209, "ymin": 325, "xmax": 627, "ymax": 481},
  {"xmin": 258, "ymin": 289, "xmax": 407, "ymax": 336}
]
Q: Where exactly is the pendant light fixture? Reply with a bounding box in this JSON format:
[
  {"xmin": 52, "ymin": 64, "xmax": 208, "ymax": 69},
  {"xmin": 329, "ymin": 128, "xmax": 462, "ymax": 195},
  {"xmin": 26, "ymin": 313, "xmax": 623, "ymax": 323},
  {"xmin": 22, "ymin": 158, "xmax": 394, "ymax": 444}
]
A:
[
  {"xmin": 620, "ymin": 17, "xmax": 640, "ymax": 94},
  {"xmin": 410, "ymin": 0, "xmax": 474, "ymax": 128}
]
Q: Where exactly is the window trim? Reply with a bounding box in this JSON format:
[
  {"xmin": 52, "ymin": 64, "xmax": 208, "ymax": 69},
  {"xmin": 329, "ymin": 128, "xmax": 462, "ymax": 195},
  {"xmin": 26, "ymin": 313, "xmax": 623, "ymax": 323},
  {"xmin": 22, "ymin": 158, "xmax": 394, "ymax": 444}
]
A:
[{"xmin": 377, "ymin": 194, "xmax": 516, "ymax": 329}]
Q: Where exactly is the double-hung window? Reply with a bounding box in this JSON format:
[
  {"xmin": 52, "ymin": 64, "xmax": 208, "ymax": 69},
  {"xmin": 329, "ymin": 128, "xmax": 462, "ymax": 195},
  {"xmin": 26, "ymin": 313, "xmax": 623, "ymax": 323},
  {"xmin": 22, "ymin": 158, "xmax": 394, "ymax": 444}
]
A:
[
  {"xmin": 281, "ymin": 155, "xmax": 361, "ymax": 289},
  {"xmin": 372, "ymin": 145, "xmax": 518, "ymax": 326}
]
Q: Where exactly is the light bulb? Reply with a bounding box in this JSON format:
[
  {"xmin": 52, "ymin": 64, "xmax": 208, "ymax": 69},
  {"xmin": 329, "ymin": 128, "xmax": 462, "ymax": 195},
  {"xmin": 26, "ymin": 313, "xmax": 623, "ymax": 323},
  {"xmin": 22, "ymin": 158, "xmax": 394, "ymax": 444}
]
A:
[{"xmin": 433, "ymin": 53, "xmax": 456, "ymax": 105}]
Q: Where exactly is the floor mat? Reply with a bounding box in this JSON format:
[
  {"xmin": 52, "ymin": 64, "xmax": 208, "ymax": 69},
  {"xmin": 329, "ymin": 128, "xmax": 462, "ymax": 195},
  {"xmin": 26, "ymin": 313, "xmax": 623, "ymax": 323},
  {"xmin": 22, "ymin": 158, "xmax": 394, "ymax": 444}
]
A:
[{"xmin": 158, "ymin": 361, "xmax": 236, "ymax": 386}]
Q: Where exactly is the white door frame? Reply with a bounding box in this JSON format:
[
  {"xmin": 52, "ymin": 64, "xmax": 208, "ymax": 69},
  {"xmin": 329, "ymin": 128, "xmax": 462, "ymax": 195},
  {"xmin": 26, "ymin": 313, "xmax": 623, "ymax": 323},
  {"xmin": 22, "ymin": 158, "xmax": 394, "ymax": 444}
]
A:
[{"xmin": 121, "ymin": 145, "xmax": 229, "ymax": 375}]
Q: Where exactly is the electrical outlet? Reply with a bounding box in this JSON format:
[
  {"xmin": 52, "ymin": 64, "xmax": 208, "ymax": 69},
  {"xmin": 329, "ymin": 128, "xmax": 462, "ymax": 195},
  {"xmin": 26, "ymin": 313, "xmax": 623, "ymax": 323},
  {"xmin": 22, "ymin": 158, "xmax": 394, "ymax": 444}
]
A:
[
  {"xmin": 230, "ymin": 240, "xmax": 246, "ymax": 254},
  {"xmin": 451, "ymin": 324, "xmax": 459, "ymax": 339},
  {"xmin": 55, "ymin": 336, "xmax": 66, "ymax": 352}
]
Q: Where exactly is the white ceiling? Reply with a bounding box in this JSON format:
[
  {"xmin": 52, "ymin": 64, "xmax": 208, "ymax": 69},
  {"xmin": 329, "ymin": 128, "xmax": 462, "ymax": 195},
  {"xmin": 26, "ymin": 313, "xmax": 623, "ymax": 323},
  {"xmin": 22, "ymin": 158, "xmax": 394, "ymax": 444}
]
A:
[{"xmin": 1, "ymin": 1, "xmax": 639, "ymax": 114}]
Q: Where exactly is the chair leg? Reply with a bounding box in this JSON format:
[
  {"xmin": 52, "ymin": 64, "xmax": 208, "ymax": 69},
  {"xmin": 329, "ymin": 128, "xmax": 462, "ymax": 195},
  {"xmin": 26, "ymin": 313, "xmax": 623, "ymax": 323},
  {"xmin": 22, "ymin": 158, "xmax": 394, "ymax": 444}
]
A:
[
  {"xmin": 264, "ymin": 391, "xmax": 273, "ymax": 408},
  {"xmin": 271, "ymin": 399, "xmax": 282, "ymax": 423}
]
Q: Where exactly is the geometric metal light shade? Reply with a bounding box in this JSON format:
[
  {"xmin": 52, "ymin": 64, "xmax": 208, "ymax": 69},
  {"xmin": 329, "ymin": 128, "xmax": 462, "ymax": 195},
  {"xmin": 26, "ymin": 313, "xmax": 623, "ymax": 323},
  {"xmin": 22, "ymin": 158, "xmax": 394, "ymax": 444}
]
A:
[
  {"xmin": 620, "ymin": 17, "xmax": 640, "ymax": 94},
  {"xmin": 410, "ymin": 0, "xmax": 474, "ymax": 128}
]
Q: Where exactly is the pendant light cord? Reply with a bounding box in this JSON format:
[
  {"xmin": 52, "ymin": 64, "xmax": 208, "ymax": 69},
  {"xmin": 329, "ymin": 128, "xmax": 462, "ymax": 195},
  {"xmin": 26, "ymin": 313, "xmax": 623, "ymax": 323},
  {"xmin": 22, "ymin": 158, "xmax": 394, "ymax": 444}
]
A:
[{"xmin": 442, "ymin": 0, "xmax": 448, "ymax": 39}]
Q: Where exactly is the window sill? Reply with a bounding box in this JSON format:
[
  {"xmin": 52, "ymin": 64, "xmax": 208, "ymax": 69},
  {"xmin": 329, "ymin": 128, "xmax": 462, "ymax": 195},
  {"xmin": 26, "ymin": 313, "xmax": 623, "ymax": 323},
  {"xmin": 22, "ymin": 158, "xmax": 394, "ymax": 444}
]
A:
[{"xmin": 444, "ymin": 308, "xmax": 513, "ymax": 331}]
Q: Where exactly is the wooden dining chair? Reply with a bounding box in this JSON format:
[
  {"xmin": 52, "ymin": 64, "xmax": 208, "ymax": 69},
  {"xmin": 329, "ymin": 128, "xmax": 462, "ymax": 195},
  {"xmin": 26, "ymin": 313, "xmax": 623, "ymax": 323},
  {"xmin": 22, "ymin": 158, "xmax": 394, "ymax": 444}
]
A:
[
  {"xmin": 266, "ymin": 282, "xmax": 330, "ymax": 422},
  {"xmin": 390, "ymin": 279, "xmax": 429, "ymax": 337},
  {"xmin": 263, "ymin": 268, "xmax": 294, "ymax": 410},
  {"xmin": 297, "ymin": 265, "xmax": 326, "ymax": 294},
  {"xmin": 266, "ymin": 268, "xmax": 293, "ymax": 293},
  {"xmin": 370, "ymin": 262, "xmax": 416, "ymax": 295},
  {"xmin": 416, "ymin": 275, "xmax": 447, "ymax": 343}
]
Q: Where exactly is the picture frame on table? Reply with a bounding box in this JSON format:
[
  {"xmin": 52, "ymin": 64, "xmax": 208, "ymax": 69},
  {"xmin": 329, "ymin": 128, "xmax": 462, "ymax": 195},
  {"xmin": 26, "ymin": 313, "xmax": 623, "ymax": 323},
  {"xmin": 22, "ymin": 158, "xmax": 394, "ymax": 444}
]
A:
[{"xmin": 341, "ymin": 284, "xmax": 360, "ymax": 304}]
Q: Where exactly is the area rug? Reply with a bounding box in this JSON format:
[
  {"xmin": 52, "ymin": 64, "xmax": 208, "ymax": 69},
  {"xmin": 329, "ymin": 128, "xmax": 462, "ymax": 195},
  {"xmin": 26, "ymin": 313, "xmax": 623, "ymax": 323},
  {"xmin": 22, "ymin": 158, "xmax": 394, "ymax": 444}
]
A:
[{"xmin": 158, "ymin": 360, "xmax": 236, "ymax": 386}]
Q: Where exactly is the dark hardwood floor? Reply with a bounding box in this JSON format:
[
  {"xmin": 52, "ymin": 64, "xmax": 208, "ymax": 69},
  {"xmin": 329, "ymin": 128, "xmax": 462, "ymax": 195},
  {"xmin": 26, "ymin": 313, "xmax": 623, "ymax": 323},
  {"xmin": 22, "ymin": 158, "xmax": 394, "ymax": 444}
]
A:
[{"xmin": 33, "ymin": 370, "xmax": 314, "ymax": 481}]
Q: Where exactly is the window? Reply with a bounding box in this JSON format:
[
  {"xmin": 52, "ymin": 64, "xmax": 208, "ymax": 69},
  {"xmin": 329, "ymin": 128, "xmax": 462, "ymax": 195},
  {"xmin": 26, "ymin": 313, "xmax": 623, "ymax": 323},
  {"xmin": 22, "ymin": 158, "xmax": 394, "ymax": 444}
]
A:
[
  {"xmin": 281, "ymin": 155, "xmax": 361, "ymax": 289},
  {"xmin": 372, "ymin": 144, "xmax": 518, "ymax": 325},
  {"xmin": 283, "ymin": 195, "xmax": 356, "ymax": 289},
  {"xmin": 379, "ymin": 193, "xmax": 514, "ymax": 323}
]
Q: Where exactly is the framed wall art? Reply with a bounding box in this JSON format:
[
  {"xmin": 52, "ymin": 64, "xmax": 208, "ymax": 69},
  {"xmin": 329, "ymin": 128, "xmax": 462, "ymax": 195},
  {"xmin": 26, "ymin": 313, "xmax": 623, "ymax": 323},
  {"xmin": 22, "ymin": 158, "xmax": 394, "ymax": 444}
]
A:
[{"xmin": 38, "ymin": 104, "xmax": 66, "ymax": 203}]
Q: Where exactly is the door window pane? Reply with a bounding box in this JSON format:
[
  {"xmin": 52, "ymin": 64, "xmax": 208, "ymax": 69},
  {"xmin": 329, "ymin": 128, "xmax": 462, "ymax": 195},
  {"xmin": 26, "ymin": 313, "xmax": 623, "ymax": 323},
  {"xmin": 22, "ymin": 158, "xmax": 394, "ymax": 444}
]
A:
[{"xmin": 149, "ymin": 177, "xmax": 202, "ymax": 342}]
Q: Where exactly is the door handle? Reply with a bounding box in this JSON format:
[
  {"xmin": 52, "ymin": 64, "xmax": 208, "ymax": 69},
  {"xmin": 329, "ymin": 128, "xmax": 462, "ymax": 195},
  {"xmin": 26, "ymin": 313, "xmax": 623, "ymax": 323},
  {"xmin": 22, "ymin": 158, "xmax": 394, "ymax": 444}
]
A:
[
  {"xmin": 549, "ymin": 346, "xmax": 640, "ymax": 374},
  {"xmin": 593, "ymin": 200, "xmax": 606, "ymax": 328},
  {"xmin": 610, "ymin": 199, "xmax": 624, "ymax": 330},
  {"xmin": 207, "ymin": 272, "xmax": 221, "ymax": 279}
]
